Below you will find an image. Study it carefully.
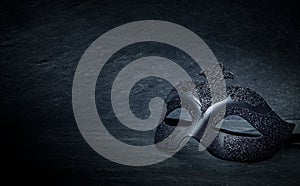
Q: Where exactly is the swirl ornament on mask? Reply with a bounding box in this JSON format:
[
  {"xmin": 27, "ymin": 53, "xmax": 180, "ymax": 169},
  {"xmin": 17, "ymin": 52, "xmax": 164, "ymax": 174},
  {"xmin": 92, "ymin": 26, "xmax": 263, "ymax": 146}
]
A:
[{"xmin": 155, "ymin": 63, "xmax": 298, "ymax": 162}]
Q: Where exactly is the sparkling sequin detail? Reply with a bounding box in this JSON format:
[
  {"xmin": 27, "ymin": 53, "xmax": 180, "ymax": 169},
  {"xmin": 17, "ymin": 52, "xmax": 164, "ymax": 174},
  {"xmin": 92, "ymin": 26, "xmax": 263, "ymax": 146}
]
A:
[{"xmin": 154, "ymin": 81, "xmax": 295, "ymax": 162}]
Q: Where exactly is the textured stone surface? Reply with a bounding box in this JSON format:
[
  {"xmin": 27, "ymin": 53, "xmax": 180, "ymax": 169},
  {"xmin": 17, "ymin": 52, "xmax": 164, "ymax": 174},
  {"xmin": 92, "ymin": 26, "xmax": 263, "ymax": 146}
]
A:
[{"xmin": 1, "ymin": 0, "xmax": 300, "ymax": 185}]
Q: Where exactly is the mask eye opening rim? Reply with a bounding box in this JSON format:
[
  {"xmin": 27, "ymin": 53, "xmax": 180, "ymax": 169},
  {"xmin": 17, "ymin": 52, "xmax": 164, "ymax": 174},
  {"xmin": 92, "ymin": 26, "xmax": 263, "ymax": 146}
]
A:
[
  {"xmin": 163, "ymin": 107, "xmax": 194, "ymax": 127},
  {"xmin": 212, "ymin": 115, "xmax": 262, "ymax": 137}
]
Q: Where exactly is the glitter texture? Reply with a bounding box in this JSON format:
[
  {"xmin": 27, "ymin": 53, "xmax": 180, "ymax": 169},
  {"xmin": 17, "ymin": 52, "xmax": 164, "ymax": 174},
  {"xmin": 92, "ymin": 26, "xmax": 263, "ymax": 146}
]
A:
[{"xmin": 155, "ymin": 81, "xmax": 295, "ymax": 162}]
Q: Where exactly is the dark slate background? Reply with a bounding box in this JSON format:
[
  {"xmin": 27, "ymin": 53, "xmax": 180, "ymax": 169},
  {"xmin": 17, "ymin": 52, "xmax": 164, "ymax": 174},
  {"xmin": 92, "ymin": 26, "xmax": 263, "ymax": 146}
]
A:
[{"xmin": 1, "ymin": 0, "xmax": 300, "ymax": 185}]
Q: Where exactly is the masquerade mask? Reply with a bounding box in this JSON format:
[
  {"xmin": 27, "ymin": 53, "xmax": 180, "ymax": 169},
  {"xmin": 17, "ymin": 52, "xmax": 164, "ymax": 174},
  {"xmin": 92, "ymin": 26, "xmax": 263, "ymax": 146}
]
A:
[{"xmin": 154, "ymin": 63, "xmax": 298, "ymax": 162}]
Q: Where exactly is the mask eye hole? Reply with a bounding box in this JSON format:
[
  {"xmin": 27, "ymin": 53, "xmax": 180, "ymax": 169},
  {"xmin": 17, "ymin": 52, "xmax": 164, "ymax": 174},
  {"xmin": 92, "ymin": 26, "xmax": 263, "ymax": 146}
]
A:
[
  {"xmin": 214, "ymin": 115, "xmax": 262, "ymax": 137},
  {"xmin": 163, "ymin": 108, "xmax": 193, "ymax": 126}
]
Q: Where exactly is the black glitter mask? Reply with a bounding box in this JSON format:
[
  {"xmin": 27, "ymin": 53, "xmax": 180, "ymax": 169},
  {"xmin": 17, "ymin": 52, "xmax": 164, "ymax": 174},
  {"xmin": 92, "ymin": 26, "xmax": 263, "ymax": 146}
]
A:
[{"xmin": 154, "ymin": 63, "xmax": 298, "ymax": 162}]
